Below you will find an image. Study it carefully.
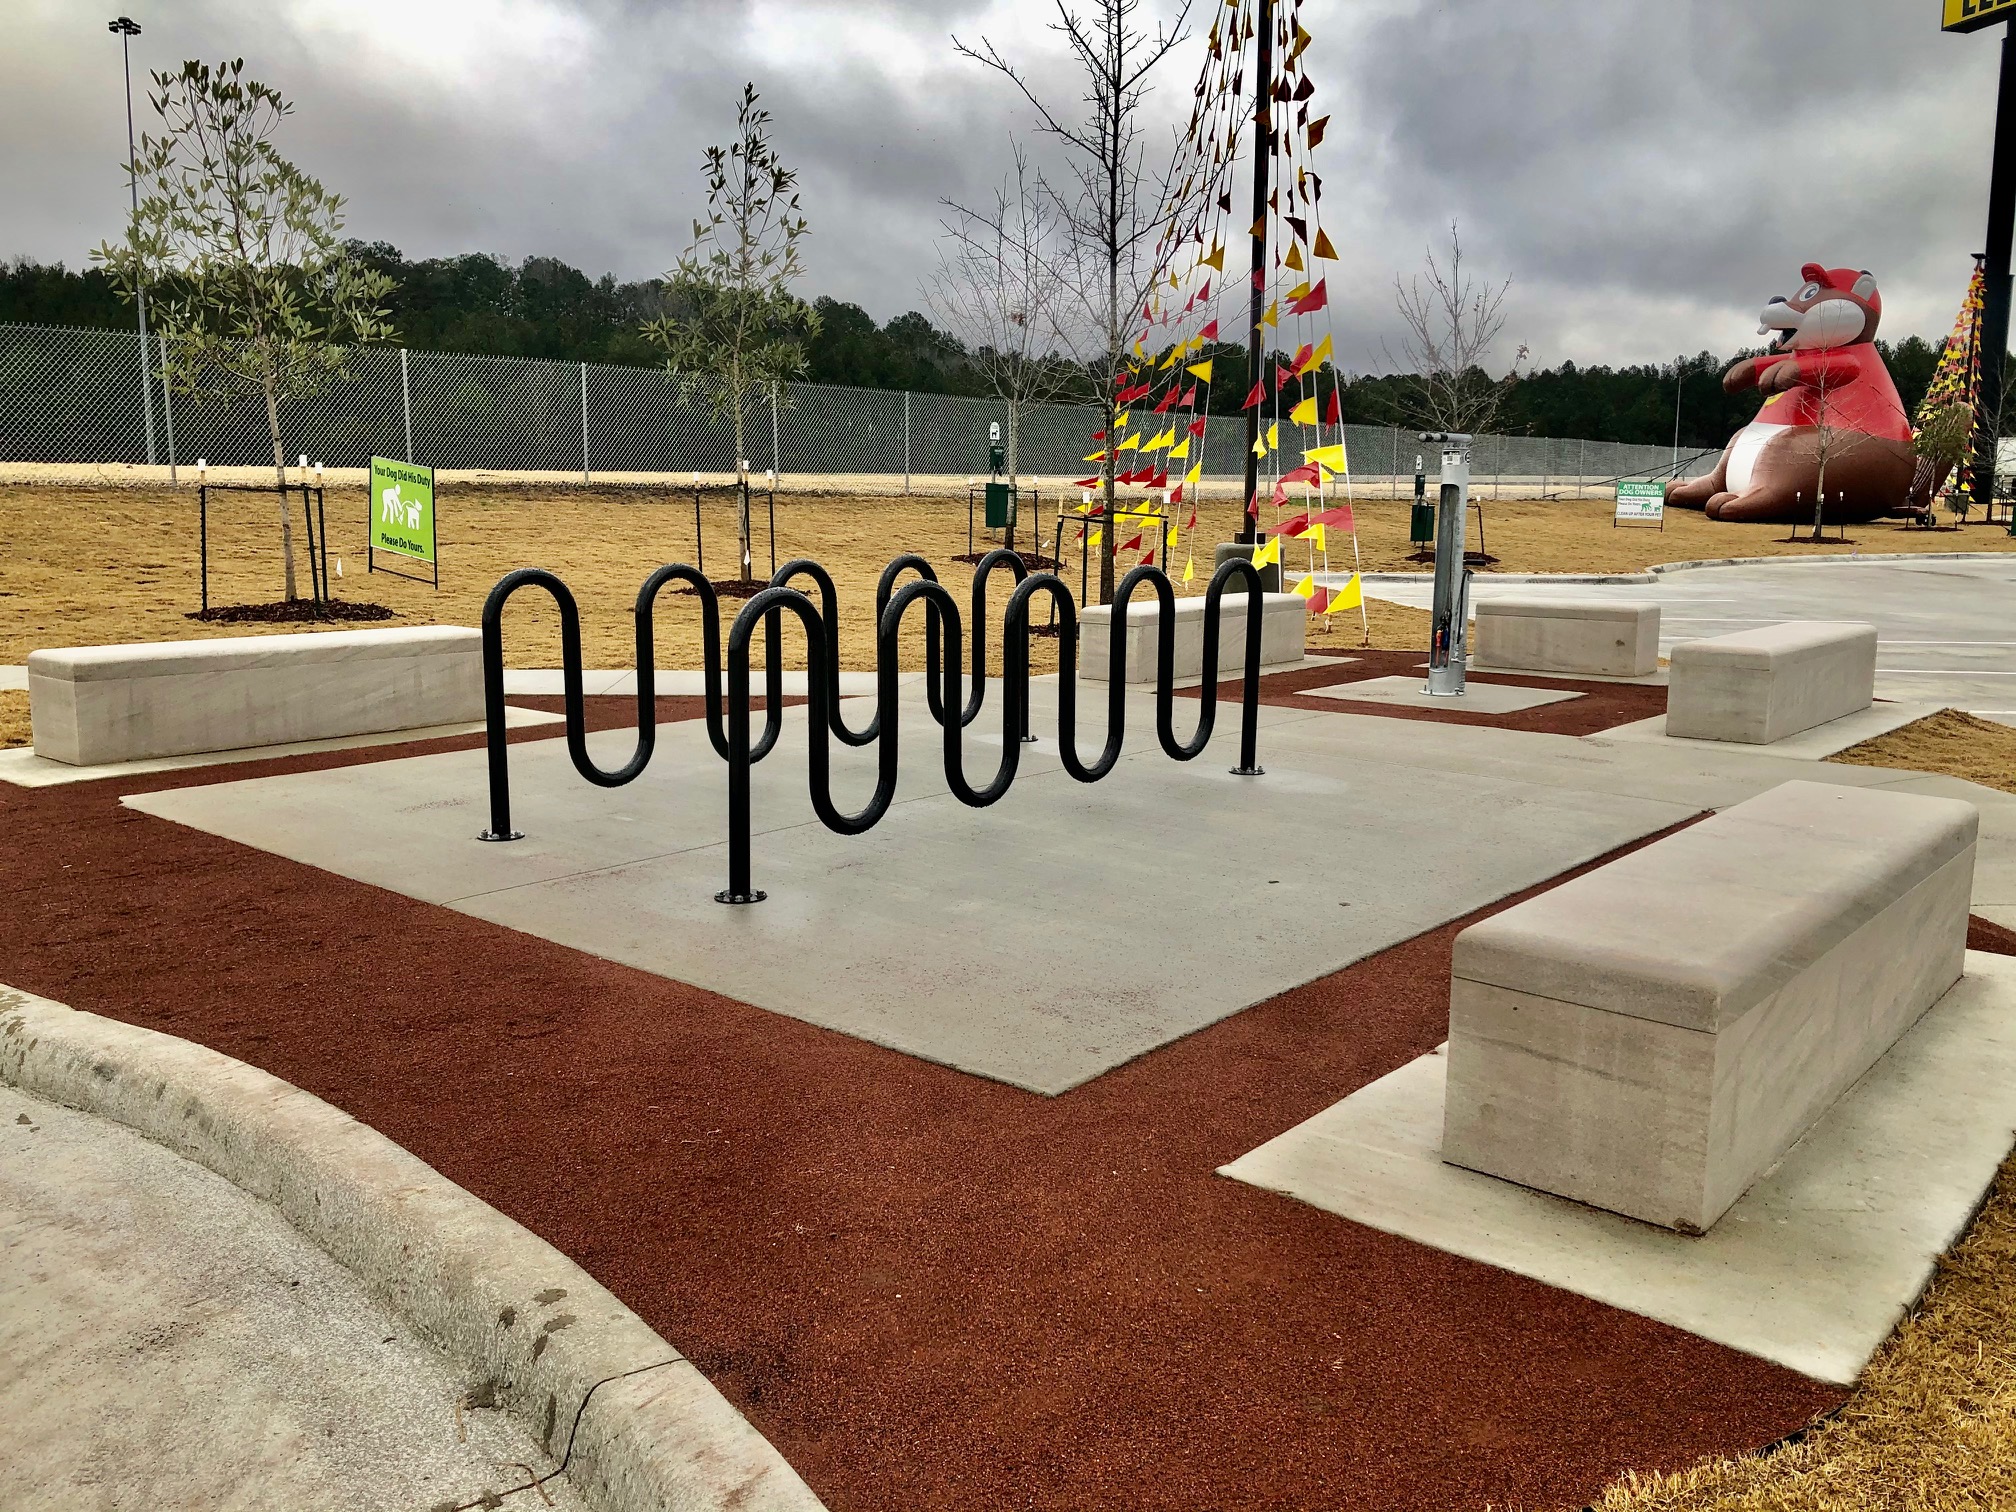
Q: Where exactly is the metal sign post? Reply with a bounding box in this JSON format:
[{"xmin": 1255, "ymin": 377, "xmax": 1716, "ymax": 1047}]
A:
[{"xmin": 1423, "ymin": 432, "xmax": 1473, "ymax": 697}]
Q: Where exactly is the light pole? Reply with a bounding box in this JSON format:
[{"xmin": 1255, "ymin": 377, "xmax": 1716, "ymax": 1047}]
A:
[{"xmin": 109, "ymin": 15, "xmax": 155, "ymax": 468}]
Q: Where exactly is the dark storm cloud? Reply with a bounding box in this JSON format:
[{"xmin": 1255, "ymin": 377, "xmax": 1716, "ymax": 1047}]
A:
[{"xmin": 3, "ymin": 0, "xmax": 2002, "ymax": 369}]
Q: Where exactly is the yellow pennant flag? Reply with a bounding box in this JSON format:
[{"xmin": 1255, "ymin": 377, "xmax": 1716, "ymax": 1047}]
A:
[
  {"xmin": 1166, "ymin": 523, "xmax": 1179, "ymax": 549},
  {"xmin": 1253, "ymin": 433, "xmax": 1269, "ymax": 458},
  {"xmin": 1158, "ymin": 345, "xmax": 1183, "ymax": 370},
  {"xmin": 1327, "ymin": 573, "xmax": 1362, "ymax": 612},
  {"xmin": 1201, "ymin": 242, "xmax": 1225, "ymax": 272},
  {"xmin": 1251, "ymin": 536, "xmax": 1282, "ymax": 567},
  {"xmin": 1297, "ymin": 333, "xmax": 1333, "ymax": 375},
  {"xmin": 1182, "ymin": 553, "xmax": 1196, "ymax": 583},
  {"xmin": 1116, "ymin": 433, "xmax": 1141, "ymax": 451},
  {"xmin": 1288, "ymin": 396, "xmax": 1318, "ymax": 425},
  {"xmin": 1266, "ymin": 422, "xmax": 1280, "ymax": 449},
  {"xmin": 1084, "ymin": 450, "xmax": 1107, "ymax": 462},
  {"xmin": 1313, "ymin": 228, "xmax": 1338, "ymax": 261},
  {"xmin": 1261, "ymin": 299, "xmax": 1279, "ymax": 329},
  {"xmin": 1284, "ymin": 243, "xmax": 1305, "ymax": 272},
  {"xmin": 1292, "ymin": 572, "xmax": 1316, "ymax": 601},
  {"xmin": 1304, "ymin": 442, "xmax": 1348, "ymax": 474},
  {"xmin": 1184, "ymin": 462, "xmax": 1202, "ymax": 484},
  {"xmin": 1284, "ymin": 280, "xmax": 1312, "ymax": 302},
  {"xmin": 1089, "ymin": 528, "xmax": 1103, "ymax": 548},
  {"xmin": 1305, "ymin": 523, "xmax": 1326, "ymax": 551},
  {"xmin": 1168, "ymin": 437, "xmax": 1190, "ymax": 459},
  {"xmin": 1186, "ymin": 358, "xmax": 1215, "ymax": 382}
]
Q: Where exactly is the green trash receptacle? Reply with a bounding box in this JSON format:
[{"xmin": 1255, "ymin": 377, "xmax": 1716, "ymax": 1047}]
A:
[
  {"xmin": 985, "ymin": 481, "xmax": 1014, "ymax": 529},
  {"xmin": 1410, "ymin": 501, "xmax": 1436, "ymax": 544}
]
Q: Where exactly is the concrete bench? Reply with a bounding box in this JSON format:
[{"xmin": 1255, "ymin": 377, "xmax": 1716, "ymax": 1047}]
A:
[
  {"xmin": 1078, "ymin": 592, "xmax": 1307, "ymax": 684},
  {"xmin": 1666, "ymin": 621, "xmax": 1876, "ymax": 744},
  {"xmin": 1471, "ymin": 597, "xmax": 1659, "ymax": 678},
  {"xmin": 27, "ymin": 627, "xmax": 483, "ymax": 766},
  {"xmin": 1441, "ymin": 779, "xmax": 1977, "ymax": 1233}
]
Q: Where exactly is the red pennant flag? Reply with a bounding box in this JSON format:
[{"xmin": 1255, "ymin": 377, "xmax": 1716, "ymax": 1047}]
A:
[
  {"xmin": 1312, "ymin": 505, "xmax": 1356, "ymax": 531},
  {"xmin": 1199, "ymin": 279, "xmax": 1211, "ymax": 301},
  {"xmin": 1142, "ymin": 549, "xmax": 1156, "ymax": 566},
  {"xmin": 1176, "ymin": 386, "xmax": 1198, "ymax": 408},
  {"xmin": 1122, "ymin": 533, "xmax": 1143, "ymax": 552},
  {"xmin": 1186, "ymin": 507, "xmax": 1198, "ymax": 528},
  {"xmin": 1274, "ymin": 364, "xmax": 1296, "ymax": 393},
  {"xmin": 1276, "ymin": 512, "xmax": 1311, "ymax": 538},
  {"xmin": 1151, "ymin": 469, "xmax": 1169, "ymax": 489},
  {"xmin": 1199, "ymin": 319, "xmax": 1220, "ymax": 340},
  {"xmin": 1241, "ymin": 381, "xmax": 1265, "ymax": 410},
  {"xmin": 1187, "ymin": 416, "xmax": 1208, "ymax": 436},
  {"xmin": 1309, "ymin": 586, "xmax": 1330, "ymax": 613},
  {"xmin": 1288, "ymin": 342, "xmax": 1313, "ymax": 372},
  {"xmin": 1323, "ymin": 387, "xmax": 1341, "ymax": 425},
  {"xmin": 1072, "ymin": 475, "xmax": 1101, "ymax": 488},
  {"xmin": 1246, "ymin": 492, "xmax": 1260, "ymax": 519},
  {"xmin": 1092, "ymin": 431, "xmax": 1107, "ymax": 441},
  {"xmin": 1288, "ymin": 278, "xmax": 1329, "ymax": 316},
  {"xmin": 1286, "ymin": 215, "xmax": 1308, "ymax": 246},
  {"xmin": 1280, "ymin": 462, "xmax": 1323, "ymax": 488},
  {"xmin": 1272, "ymin": 479, "xmax": 1289, "ymax": 508},
  {"xmin": 1153, "ymin": 389, "xmax": 1176, "ymax": 414},
  {"xmin": 1167, "ymin": 483, "xmax": 1183, "ymax": 505}
]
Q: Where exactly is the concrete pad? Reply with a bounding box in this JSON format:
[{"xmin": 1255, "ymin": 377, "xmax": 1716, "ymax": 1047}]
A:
[
  {"xmin": 498, "ymin": 669, "xmax": 900, "ymax": 698},
  {"xmin": 1600, "ymin": 700, "xmax": 1940, "ymax": 760},
  {"xmin": 0, "ymin": 704, "xmax": 564, "ymax": 788},
  {"xmin": 122, "ymin": 682, "xmax": 1692, "ymax": 1095},
  {"xmin": 1220, "ymin": 951, "xmax": 2016, "ymax": 1386},
  {"xmin": 0, "ymin": 1082, "xmax": 588, "ymax": 1512},
  {"xmin": 0, "ymin": 664, "xmax": 25, "ymax": 692},
  {"xmin": 1301, "ymin": 675, "xmax": 1583, "ymax": 715}
]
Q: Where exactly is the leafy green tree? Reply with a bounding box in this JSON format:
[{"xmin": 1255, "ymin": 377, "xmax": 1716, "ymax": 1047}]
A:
[
  {"xmin": 94, "ymin": 59, "xmax": 396, "ymax": 601},
  {"xmin": 644, "ymin": 83, "xmax": 820, "ymax": 583}
]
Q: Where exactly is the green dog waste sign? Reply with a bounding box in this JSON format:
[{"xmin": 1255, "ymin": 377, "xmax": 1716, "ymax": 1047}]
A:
[{"xmin": 369, "ymin": 457, "xmax": 439, "ymax": 586}]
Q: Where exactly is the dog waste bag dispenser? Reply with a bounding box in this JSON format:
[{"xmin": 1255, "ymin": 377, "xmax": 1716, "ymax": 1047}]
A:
[{"xmin": 985, "ymin": 419, "xmax": 1014, "ymax": 528}]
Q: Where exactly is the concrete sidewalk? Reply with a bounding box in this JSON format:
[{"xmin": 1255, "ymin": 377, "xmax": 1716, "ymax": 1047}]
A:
[{"xmin": 0, "ymin": 1083, "xmax": 585, "ymax": 1512}]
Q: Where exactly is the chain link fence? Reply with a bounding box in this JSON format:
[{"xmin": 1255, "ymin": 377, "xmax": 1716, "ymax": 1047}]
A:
[{"xmin": 0, "ymin": 321, "xmax": 1711, "ymax": 494}]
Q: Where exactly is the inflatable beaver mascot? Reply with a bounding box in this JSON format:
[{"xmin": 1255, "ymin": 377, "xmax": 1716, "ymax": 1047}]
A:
[{"xmin": 1668, "ymin": 263, "xmax": 1916, "ymax": 524}]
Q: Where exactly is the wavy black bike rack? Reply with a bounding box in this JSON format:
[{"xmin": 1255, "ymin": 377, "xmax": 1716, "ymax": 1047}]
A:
[{"xmin": 476, "ymin": 553, "xmax": 1268, "ymax": 902}]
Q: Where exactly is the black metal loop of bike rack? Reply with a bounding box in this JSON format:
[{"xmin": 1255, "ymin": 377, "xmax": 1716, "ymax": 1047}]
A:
[{"xmin": 477, "ymin": 553, "xmax": 1269, "ymax": 902}]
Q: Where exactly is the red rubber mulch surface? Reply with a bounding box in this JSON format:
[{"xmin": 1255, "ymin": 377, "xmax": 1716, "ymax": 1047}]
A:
[
  {"xmin": 0, "ymin": 701, "xmax": 1902, "ymax": 1512},
  {"xmin": 1187, "ymin": 646, "xmax": 1669, "ymax": 735}
]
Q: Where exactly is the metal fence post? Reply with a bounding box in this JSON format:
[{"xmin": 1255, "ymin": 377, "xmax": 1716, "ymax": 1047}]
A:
[
  {"xmin": 903, "ymin": 390, "xmax": 912, "ymax": 495},
  {"xmin": 401, "ymin": 347, "xmax": 415, "ymax": 462},
  {"xmin": 580, "ymin": 362, "xmax": 590, "ymax": 484},
  {"xmin": 136, "ymin": 327, "xmax": 156, "ymax": 468},
  {"xmin": 158, "ymin": 333, "xmax": 177, "ymax": 485},
  {"xmin": 1389, "ymin": 427, "xmax": 1399, "ymax": 499},
  {"xmin": 771, "ymin": 380, "xmax": 781, "ymax": 477}
]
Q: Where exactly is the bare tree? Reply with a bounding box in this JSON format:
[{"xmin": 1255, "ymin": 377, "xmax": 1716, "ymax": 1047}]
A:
[
  {"xmin": 1386, "ymin": 221, "xmax": 1526, "ymax": 437},
  {"xmin": 924, "ymin": 145, "xmax": 1078, "ymax": 552},
  {"xmin": 955, "ymin": 0, "xmax": 1195, "ymax": 599}
]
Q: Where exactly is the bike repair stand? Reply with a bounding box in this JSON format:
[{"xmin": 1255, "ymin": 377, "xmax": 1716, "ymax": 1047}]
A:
[{"xmin": 1422, "ymin": 432, "xmax": 1474, "ymax": 698}]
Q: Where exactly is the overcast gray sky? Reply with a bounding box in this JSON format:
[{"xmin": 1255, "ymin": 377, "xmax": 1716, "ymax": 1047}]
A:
[{"xmin": 2, "ymin": 0, "xmax": 1999, "ymax": 373}]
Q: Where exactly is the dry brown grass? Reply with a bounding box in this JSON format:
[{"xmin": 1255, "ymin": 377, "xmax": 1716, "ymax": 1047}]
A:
[
  {"xmin": 4, "ymin": 482, "xmax": 2007, "ymax": 676},
  {"xmin": 1827, "ymin": 711, "xmax": 2016, "ymax": 797},
  {"xmin": 1591, "ymin": 1155, "xmax": 2016, "ymax": 1512},
  {"xmin": 0, "ymin": 482, "xmax": 1427, "ymax": 673},
  {"xmin": 0, "ymin": 690, "xmax": 27, "ymax": 749}
]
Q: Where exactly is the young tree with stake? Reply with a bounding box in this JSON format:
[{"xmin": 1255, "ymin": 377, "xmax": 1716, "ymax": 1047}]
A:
[
  {"xmin": 94, "ymin": 59, "xmax": 396, "ymax": 602},
  {"xmin": 924, "ymin": 144, "xmax": 1078, "ymax": 553},
  {"xmin": 955, "ymin": 0, "xmax": 1196, "ymax": 600},
  {"xmin": 1386, "ymin": 221, "xmax": 1526, "ymax": 437},
  {"xmin": 644, "ymin": 84, "xmax": 819, "ymax": 585}
]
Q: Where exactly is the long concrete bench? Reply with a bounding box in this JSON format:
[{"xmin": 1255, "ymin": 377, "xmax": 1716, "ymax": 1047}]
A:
[
  {"xmin": 27, "ymin": 627, "xmax": 483, "ymax": 765},
  {"xmin": 1666, "ymin": 621, "xmax": 1876, "ymax": 744},
  {"xmin": 1078, "ymin": 591, "xmax": 1307, "ymax": 685},
  {"xmin": 1440, "ymin": 779, "xmax": 1977, "ymax": 1233},
  {"xmin": 1471, "ymin": 597, "xmax": 1659, "ymax": 678}
]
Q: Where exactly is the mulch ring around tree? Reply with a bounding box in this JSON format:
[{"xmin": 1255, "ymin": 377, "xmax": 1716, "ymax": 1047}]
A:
[
  {"xmin": 0, "ymin": 697, "xmax": 1858, "ymax": 1512},
  {"xmin": 186, "ymin": 598, "xmax": 396, "ymax": 624}
]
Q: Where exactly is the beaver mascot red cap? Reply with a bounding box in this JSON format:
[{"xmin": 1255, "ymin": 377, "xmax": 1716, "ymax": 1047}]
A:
[{"xmin": 1666, "ymin": 263, "xmax": 1916, "ymax": 525}]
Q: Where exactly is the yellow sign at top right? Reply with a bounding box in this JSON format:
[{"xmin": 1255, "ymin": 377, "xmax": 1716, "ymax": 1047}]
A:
[{"xmin": 1946, "ymin": 0, "xmax": 2016, "ymax": 34}]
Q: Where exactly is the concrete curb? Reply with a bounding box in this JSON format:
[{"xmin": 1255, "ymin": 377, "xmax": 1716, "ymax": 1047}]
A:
[
  {"xmin": 1359, "ymin": 571, "xmax": 1656, "ymax": 586},
  {"xmin": 0, "ymin": 985, "xmax": 826, "ymax": 1512}
]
